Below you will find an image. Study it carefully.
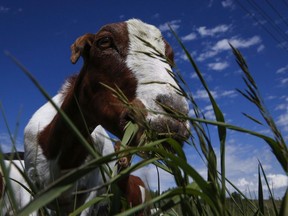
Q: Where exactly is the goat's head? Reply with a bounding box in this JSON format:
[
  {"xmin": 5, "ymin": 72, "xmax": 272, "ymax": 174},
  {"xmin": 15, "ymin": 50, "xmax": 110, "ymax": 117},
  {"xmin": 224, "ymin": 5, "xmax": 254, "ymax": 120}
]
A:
[{"xmin": 70, "ymin": 19, "xmax": 189, "ymax": 149}]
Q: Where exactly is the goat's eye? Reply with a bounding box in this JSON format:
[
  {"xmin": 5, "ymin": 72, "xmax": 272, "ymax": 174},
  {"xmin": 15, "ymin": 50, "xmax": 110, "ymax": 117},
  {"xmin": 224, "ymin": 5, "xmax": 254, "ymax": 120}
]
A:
[{"xmin": 97, "ymin": 37, "xmax": 113, "ymax": 49}]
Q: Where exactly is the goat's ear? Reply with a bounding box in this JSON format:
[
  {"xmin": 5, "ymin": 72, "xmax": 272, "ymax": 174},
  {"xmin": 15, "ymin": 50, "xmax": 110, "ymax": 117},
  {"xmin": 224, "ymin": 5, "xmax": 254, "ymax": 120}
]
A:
[
  {"xmin": 70, "ymin": 33, "xmax": 94, "ymax": 64},
  {"xmin": 164, "ymin": 39, "xmax": 174, "ymax": 67}
]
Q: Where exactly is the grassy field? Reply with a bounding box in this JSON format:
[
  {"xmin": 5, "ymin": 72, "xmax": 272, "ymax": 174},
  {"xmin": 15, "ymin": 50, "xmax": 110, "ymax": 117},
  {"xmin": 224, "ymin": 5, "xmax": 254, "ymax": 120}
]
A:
[{"xmin": 0, "ymin": 31, "xmax": 287, "ymax": 215}]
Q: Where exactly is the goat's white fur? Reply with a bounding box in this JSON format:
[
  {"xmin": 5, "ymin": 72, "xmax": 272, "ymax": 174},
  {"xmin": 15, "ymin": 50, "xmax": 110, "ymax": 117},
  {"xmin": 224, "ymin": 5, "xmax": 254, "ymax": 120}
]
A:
[
  {"xmin": 21, "ymin": 80, "xmax": 114, "ymax": 215},
  {"xmin": 126, "ymin": 19, "xmax": 189, "ymax": 124},
  {"xmin": 139, "ymin": 185, "xmax": 146, "ymax": 204},
  {"xmin": 1, "ymin": 160, "xmax": 35, "ymax": 215}
]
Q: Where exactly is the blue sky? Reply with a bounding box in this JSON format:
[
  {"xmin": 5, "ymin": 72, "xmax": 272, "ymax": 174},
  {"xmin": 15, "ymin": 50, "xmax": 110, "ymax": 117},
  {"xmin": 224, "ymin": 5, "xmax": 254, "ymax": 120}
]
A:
[{"xmin": 0, "ymin": 0, "xmax": 287, "ymax": 198}]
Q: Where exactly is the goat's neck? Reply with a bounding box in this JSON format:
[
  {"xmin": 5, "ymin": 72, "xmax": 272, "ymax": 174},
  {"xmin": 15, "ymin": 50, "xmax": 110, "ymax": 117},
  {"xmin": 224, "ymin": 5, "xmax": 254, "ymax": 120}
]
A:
[{"xmin": 39, "ymin": 79, "xmax": 96, "ymax": 170}]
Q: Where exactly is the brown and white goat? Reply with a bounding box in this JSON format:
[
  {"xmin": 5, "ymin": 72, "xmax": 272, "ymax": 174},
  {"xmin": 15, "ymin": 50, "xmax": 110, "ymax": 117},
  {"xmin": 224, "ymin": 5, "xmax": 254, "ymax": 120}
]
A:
[{"xmin": 4, "ymin": 19, "xmax": 189, "ymax": 215}]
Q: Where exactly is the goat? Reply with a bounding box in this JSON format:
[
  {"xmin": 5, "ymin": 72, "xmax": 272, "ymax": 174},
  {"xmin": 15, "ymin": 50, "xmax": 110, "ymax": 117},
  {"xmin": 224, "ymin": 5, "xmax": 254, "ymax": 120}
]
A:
[{"xmin": 3, "ymin": 19, "xmax": 189, "ymax": 215}]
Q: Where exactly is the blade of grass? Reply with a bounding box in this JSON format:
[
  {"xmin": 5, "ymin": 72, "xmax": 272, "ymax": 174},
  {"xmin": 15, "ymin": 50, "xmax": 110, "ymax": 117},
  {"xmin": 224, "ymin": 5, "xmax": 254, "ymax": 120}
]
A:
[
  {"xmin": 115, "ymin": 185, "xmax": 215, "ymax": 216},
  {"xmin": 121, "ymin": 121, "xmax": 139, "ymax": 146},
  {"xmin": 0, "ymin": 148, "xmax": 18, "ymax": 213},
  {"xmin": 258, "ymin": 164, "xmax": 264, "ymax": 215},
  {"xmin": 279, "ymin": 189, "xmax": 288, "ymax": 216},
  {"xmin": 230, "ymin": 45, "xmax": 288, "ymax": 173},
  {"xmin": 69, "ymin": 194, "xmax": 112, "ymax": 216},
  {"xmin": 242, "ymin": 113, "xmax": 263, "ymax": 125},
  {"xmin": 18, "ymin": 183, "xmax": 73, "ymax": 216},
  {"xmin": 258, "ymin": 160, "xmax": 279, "ymax": 215},
  {"xmin": 169, "ymin": 25, "xmax": 227, "ymax": 214}
]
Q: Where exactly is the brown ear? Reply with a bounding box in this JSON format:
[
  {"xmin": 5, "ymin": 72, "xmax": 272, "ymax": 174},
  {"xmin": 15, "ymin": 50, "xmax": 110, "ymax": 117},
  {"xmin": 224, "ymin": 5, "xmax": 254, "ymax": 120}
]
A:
[
  {"xmin": 164, "ymin": 39, "xmax": 174, "ymax": 67},
  {"xmin": 70, "ymin": 33, "xmax": 94, "ymax": 64}
]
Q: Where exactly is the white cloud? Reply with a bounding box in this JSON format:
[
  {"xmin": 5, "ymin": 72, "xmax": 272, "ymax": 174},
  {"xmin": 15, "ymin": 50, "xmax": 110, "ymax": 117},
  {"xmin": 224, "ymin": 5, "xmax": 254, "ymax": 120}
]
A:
[
  {"xmin": 193, "ymin": 90, "xmax": 237, "ymax": 100},
  {"xmin": 197, "ymin": 36, "xmax": 262, "ymax": 61},
  {"xmin": 188, "ymin": 140, "xmax": 286, "ymax": 198},
  {"xmin": 0, "ymin": 6, "xmax": 9, "ymax": 13},
  {"xmin": 208, "ymin": 0, "xmax": 214, "ymax": 7},
  {"xmin": 280, "ymin": 78, "xmax": 288, "ymax": 84},
  {"xmin": 276, "ymin": 64, "xmax": 288, "ymax": 74},
  {"xmin": 208, "ymin": 61, "xmax": 229, "ymax": 71},
  {"xmin": 0, "ymin": 133, "xmax": 15, "ymax": 152},
  {"xmin": 266, "ymin": 174, "xmax": 288, "ymax": 189},
  {"xmin": 267, "ymin": 95, "xmax": 277, "ymax": 100},
  {"xmin": 273, "ymin": 96, "xmax": 288, "ymax": 139},
  {"xmin": 203, "ymin": 105, "xmax": 216, "ymax": 119},
  {"xmin": 158, "ymin": 20, "xmax": 181, "ymax": 32},
  {"xmin": 189, "ymin": 71, "xmax": 211, "ymax": 80},
  {"xmin": 223, "ymin": 144, "xmax": 266, "ymax": 175},
  {"xmin": 214, "ymin": 36, "xmax": 261, "ymax": 51},
  {"xmin": 275, "ymin": 103, "xmax": 286, "ymax": 111},
  {"xmin": 190, "ymin": 72, "xmax": 198, "ymax": 79},
  {"xmin": 0, "ymin": 6, "xmax": 22, "ymax": 14},
  {"xmin": 276, "ymin": 108, "xmax": 288, "ymax": 132},
  {"xmin": 132, "ymin": 138, "xmax": 286, "ymax": 198},
  {"xmin": 257, "ymin": 44, "xmax": 265, "ymax": 52},
  {"xmin": 197, "ymin": 24, "xmax": 231, "ymax": 37},
  {"xmin": 197, "ymin": 50, "xmax": 218, "ymax": 62},
  {"xmin": 221, "ymin": 90, "xmax": 236, "ymax": 97},
  {"xmin": 215, "ymin": 142, "xmax": 286, "ymax": 198},
  {"xmin": 0, "ymin": 133, "xmax": 23, "ymax": 153},
  {"xmin": 188, "ymin": 103, "xmax": 217, "ymax": 119},
  {"xmin": 193, "ymin": 90, "xmax": 216, "ymax": 100},
  {"xmin": 152, "ymin": 13, "xmax": 160, "ymax": 19},
  {"xmin": 181, "ymin": 33, "xmax": 197, "ymax": 41},
  {"xmin": 221, "ymin": 0, "xmax": 235, "ymax": 9},
  {"xmin": 231, "ymin": 174, "xmax": 287, "ymax": 198},
  {"xmin": 133, "ymin": 164, "xmax": 175, "ymax": 192},
  {"xmin": 203, "ymin": 105, "xmax": 213, "ymax": 111},
  {"xmin": 193, "ymin": 89, "xmax": 237, "ymax": 101},
  {"xmin": 237, "ymin": 177, "xmax": 255, "ymax": 188}
]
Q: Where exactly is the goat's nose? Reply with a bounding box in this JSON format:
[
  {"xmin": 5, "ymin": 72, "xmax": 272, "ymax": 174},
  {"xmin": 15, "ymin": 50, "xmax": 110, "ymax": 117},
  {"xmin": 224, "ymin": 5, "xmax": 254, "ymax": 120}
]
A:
[{"xmin": 156, "ymin": 94, "xmax": 188, "ymax": 115}]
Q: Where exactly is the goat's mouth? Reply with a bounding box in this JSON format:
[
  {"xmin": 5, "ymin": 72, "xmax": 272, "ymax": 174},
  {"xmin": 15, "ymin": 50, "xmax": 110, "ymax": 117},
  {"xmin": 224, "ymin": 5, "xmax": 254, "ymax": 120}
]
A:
[
  {"xmin": 118, "ymin": 97, "xmax": 190, "ymax": 152},
  {"xmin": 120, "ymin": 110, "xmax": 190, "ymax": 152},
  {"xmin": 147, "ymin": 116, "xmax": 190, "ymax": 152}
]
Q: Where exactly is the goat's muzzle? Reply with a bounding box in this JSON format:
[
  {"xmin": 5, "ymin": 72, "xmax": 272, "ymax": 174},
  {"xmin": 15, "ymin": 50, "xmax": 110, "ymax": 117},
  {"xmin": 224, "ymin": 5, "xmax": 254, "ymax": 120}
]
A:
[{"xmin": 120, "ymin": 95, "xmax": 190, "ymax": 152}]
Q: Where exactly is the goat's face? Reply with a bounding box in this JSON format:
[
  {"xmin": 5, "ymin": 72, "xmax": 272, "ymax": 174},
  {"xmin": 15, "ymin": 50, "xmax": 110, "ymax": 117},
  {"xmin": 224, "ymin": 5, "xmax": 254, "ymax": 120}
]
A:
[{"xmin": 71, "ymin": 19, "xmax": 189, "ymax": 147}]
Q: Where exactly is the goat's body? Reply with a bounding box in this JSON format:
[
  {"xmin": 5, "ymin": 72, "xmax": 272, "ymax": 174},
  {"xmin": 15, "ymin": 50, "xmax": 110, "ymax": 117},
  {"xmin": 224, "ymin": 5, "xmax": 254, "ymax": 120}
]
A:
[
  {"xmin": 1, "ymin": 126, "xmax": 113, "ymax": 215},
  {"xmin": 23, "ymin": 84, "xmax": 114, "ymax": 215},
  {"xmin": 0, "ymin": 160, "xmax": 35, "ymax": 216}
]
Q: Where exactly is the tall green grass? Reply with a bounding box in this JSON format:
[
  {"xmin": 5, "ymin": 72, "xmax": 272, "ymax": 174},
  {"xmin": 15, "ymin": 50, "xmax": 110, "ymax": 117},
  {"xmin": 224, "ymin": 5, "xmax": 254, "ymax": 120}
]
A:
[{"xmin": 1, "ymin": 33, "xmax": 287, "ymax": 216}]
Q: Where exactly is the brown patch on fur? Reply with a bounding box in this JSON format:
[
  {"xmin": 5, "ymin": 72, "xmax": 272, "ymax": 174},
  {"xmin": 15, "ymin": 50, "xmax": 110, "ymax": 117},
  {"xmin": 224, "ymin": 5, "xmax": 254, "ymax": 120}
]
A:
[
  {"xmin": 117, "ymin": 175, "xmax": 147, "ymax": 215},
  {"xmin": 164, "ymin": 39, "xmax": 175, "ymax": 66},
  {"xmin": 38, "ymin": 22, "xmax": 140, "ymax": 169}
]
